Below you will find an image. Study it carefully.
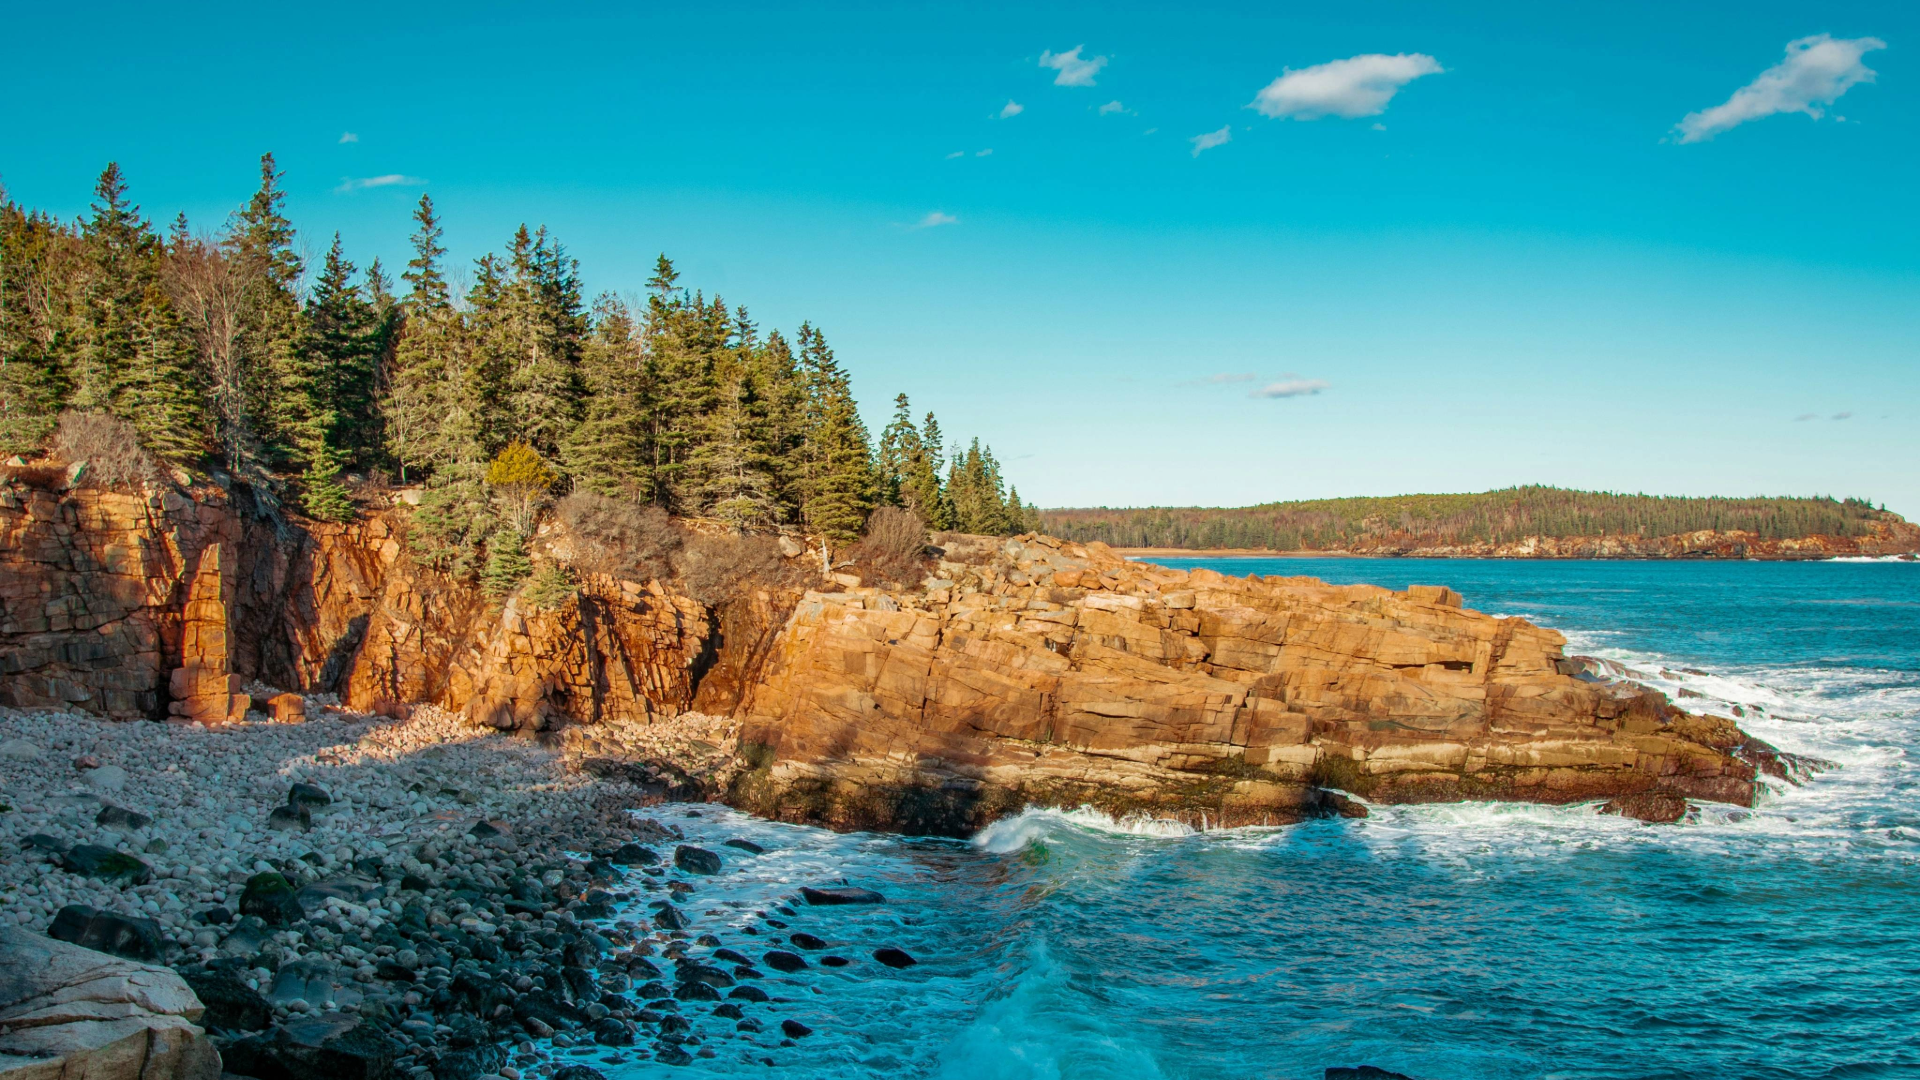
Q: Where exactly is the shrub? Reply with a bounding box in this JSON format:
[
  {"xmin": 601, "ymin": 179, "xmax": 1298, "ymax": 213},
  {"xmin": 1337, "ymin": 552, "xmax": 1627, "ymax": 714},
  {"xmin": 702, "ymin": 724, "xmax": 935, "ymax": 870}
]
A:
[
  {"xmin": 486, "ymin": 441, "xmax": 556, "ymax": 534},
  {"xmin": 522, "ymin": 564, "xmax": 578, "ymax": 610},
  {"xmin": 482, "ymin": 530, "xmax": 533, "ymax": 597},
  {"xmin": 848, "ymin": 506, "xmax": 932, "ymax": 587},
  {"xmin": 673, "ymin": 532, "xmax": 793, "ymax": 607},
  {"xmin": 51, "ymin": 411, "xmax": 161, "ymax": 490},
  {"xmin": 555, "ymin": 491, "xmax": 682, "ymax": 583},
  {"xmin": 409, "ymin": 475, "xmax": 495, "ymax": 577}
]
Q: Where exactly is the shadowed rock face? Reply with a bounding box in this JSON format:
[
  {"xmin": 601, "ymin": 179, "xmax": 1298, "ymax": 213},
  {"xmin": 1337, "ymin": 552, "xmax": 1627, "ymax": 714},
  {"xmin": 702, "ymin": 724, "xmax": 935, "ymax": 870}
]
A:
[
  {"xmin": 730, "ymin": 534, "xmax": 1782, "ymax": 834},
  {"xmin": 0, "ymin": 481, "xmax": 1783, "ymax": 838}
]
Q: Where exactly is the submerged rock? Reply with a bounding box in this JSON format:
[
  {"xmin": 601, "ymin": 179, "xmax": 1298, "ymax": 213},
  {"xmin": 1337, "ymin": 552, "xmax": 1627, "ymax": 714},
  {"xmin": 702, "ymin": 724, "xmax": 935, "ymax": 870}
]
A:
[
  {"xmin": 763, "ymin": 950, "xmax": 807, "ymax": 973},
  {"xmin": 674, "ymin": 845, "xmax": 722, "ymax": 875},
  {"xmin": 1327, "ymin": 1068, "xmax": 1420, "ymax": 1080},
  {"xmin": 1600, "ymin": 792, "xmax": 1690, "ymax": 823},
  {"xmin": 799, "ymin": 885, "xmax": 884, "ymax": 906},
  {"xmin": 873, "ymin": 947, "xmax": 917, "ymax": 968}
]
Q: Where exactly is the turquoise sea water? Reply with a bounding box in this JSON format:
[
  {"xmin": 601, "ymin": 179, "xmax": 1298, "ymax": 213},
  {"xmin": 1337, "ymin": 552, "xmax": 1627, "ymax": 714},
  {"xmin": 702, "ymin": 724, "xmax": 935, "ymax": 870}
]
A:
[{"xmin": 596, "ymin": 559, "xmax": 1920, "ymax": 1080}]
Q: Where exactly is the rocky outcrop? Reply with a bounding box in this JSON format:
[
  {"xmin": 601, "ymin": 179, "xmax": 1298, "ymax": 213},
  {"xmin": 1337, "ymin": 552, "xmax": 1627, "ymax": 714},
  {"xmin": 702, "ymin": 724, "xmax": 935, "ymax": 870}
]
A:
[
  {"xmin": 731, "ymin": 534, "xmax": 1785, "ymax": 834},
  {"xmin": 0, "ymin": 475, "xmax": 1788, "ymax": 837},
  {"xmin": 0, "ymin": 925, "xmax": 219, "ymax": 1079},
  {"xmin": 0, "ymin": 478, "xmax": 716, "ymax": 730}
]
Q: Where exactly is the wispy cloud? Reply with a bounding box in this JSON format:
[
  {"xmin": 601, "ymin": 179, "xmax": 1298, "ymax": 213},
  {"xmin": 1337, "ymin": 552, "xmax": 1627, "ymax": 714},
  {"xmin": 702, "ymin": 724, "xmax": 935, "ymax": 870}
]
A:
[
  {"xmin": 975, "ymin": 148, "xmax": 993, "ymax": 156},
  {"xmin": 946, "ymin": 150, "xmax": 965, "ymax": 159},
  {"xmin": 997, "ymin": 100, "xmax": 1025, "ymax": 119},
  {"xmin": 1179, "ymin": 372, "xmax": 1257, "ymax": 387},
  {"xmin": 1040, "ymin": 46, "xmax": 1107, "ymax": 87},
  {"xmin": 1098, "ymin": 100, "xmax": 1126, "ymax": 115},
  {"xmin": 1673, "ymin": 34, "xmax": 1885, "ymax": 143},
  {"xmin": 1794, "ymin": 412, "xmax": 1818, "ymax": 421},
  {"xmin": 1250, "ymin": 378, "xmax": 1329, "ymax": 399},
  {"xmin": 333, "ymin": 174, "xmax": 424, "ymax": 193},
  {"xmin": 912, "ymin": 211, "xmax": 958, "ymax": 229},
  {"xmin": 1190, "ymin": 125, "xmax": 1232, "ymax": 157},
  {"xmin": 1251, "ymin": 53, "xmax": 1443, "ymax": 120},
  {"xmin": 1832, "ymin": 411, "xmax": 1853, "ymax": 420},
  {"xmin": 338, "ymin": 132, "xmax": 360, "ymax": 144}
]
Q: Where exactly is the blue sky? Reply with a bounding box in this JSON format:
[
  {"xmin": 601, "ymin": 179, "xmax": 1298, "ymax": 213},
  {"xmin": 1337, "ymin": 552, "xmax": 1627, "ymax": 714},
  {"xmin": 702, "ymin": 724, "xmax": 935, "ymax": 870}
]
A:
[{"xmin": 6, "ymin": 1, "xmax": 1917, "ymax": 513}]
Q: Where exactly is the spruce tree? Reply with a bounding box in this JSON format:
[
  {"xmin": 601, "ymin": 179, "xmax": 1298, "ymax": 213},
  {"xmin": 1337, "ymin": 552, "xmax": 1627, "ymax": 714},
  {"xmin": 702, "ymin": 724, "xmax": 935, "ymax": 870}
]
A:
[
  {"xmin": 289, "ymin": 235, "xmax": 377, "ymax": 520},
  {"xmin": 0, "ymin": 194, "xmax": 71, "ymax": 454},
  {"xmin": 794, "ymin": 324, "xmax": 875, "ymax": 541},
  {"xmin": 384, "ymin": 195, "xmax": 454, "ymax": 482},
  {"xmin": 563, "ymin": 294, "xmax": 651, "ymax": 496},
  {"xmin": 876, "ymin": 393, "xmax": 918, "ymax": 509},
  {"xmin": 225, "ymin": 153, "xmax": 303, "ymax": 479}
]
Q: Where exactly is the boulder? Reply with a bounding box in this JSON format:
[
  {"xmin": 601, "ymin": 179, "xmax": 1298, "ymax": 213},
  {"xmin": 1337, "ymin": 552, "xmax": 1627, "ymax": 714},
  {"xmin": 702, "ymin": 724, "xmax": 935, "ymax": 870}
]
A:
[
  {"xmin": 46, "ymin": 905, "xmax": 165, "ymax": 962},
  {"xmin": 94, "ymin": 804, "xmax": 152, "ymax": 831},
  {"xmin": 285, "ymin": 782, "xmax": 331, "ymax": 808},
  {"xmin": 179, "ymin": 969, "xmax": 270, "ymax": 1032},
  {"xmin": 1599, "ymin": 792, "xmax": 1690, "ymax": 823},
  {"xmin": 0, "ymin": 925, "xmax": 219, "ymax": 1080},
  {"xmin": 238, "ymin": 872, "xmax": 304, "ymax": 927},
  {"xmin": 267, "ymin": 805, "xmax": 311, "ymax": 832},
  {"xmin": 218, "ymin": 1015, "xmax": 394, "ymax": 1080},
  {"xmin": 267, "ymin": 692, "xmax": 307, "ymax": 723},
  {"xmin": 59, "ymin": 844, "xmax": 153, "ymax": 886},
  {"xmin": 673, "ymin": 845, "xmax": 722, "ymax": 875},
  {"xmin": 609, "ymin": 842, "xmax": 658, "ymax": 866}
]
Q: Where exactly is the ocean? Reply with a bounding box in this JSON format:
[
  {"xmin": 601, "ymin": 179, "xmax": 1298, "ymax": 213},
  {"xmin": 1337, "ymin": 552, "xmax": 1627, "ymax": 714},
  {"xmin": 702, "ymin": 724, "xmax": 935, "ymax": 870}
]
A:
[{"xmin": 594, "ymin": 558, "xmax": 1920, "ymax": 1080}]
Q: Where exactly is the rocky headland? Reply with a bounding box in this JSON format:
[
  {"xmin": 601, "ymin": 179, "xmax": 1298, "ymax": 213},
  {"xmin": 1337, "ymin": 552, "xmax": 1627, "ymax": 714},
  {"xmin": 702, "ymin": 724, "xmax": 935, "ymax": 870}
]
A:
[
  {"xmin": 0, "ymin": 472, "xmax": 1816, "ymax": 1077},
  {"xmin": 1116, "ymin": 522, "xmax": 1920, "ymax": 560}
]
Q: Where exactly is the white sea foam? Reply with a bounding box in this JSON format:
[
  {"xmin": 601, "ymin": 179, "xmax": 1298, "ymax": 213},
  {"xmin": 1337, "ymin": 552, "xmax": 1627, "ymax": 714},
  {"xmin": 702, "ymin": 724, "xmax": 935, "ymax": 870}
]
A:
[{"xmin": 972, "ymin": 806, "xmax": 1200, "ymax": 852}]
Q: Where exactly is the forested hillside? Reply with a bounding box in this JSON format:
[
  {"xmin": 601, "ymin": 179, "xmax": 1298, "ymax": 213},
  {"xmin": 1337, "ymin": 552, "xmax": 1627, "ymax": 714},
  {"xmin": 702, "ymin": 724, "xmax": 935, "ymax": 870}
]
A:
[
  {"xmin": 1040, "ymin": 487, "xmax": 1902, "ymax": 551},
  {"xmin": 0, "ymin": 158, "xmax": 1033, "ymax": 557}
]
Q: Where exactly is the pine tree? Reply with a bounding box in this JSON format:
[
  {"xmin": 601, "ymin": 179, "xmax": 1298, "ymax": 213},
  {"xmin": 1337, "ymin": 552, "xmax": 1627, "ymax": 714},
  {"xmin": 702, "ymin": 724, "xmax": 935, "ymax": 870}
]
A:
[
  {"xmin": 288, "ymin": 235, "xmax": 377, "ymax": 520},
  {"xmin": 0, "ymin": 194, "xmax": 71, "ymax": 454},
  {"xmin": 876, "ymin": 393, "xmax": 918, "ymax": 509},
  {"xmin": 563, "ymin": 294, "xmax": 651, "ymax": 496},
  {"xmin": 919, "ymin": 412, "xmax": 953, "ymax": 529},
  {"xmin": 499, "ymin": 225, "xmax": 585, "ymax": 458},
  {"xmin": 794, "ymin": 324, "xmax": 875, "ymax": 541},
  {"xmin": 224, "ymin": 153, "xmax": 303, "ymax": 478},
  {"xmin": 384, "ymin": 195, "xmax": 454, "ymax": 482}
]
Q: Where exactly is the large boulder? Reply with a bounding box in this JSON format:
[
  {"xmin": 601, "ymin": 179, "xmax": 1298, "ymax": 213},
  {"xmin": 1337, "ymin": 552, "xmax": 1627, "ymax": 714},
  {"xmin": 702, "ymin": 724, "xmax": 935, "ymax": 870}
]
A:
[
  {"xmin": 0, "ymin": 925, "xmax": 219, "ymax": 1079},
  {"xmin": 46, "ymin": 904, "xmax": 164, "ymax": 962}
]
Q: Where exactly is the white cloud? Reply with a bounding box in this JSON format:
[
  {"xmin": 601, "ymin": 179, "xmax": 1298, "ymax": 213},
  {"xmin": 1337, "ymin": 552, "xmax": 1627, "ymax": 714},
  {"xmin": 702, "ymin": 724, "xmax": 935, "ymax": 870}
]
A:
[
  {"xmin": 1371, "ymin": 122, "xmax": 1387, "ymax": 131},
  {"xmin": 1190, "ymin": 125, "xmax": 1232, "ymax": 157},
  {"xmin": 1832, "ymin": 411, "xmax": 1854, "ymax": 420},
  {"xmin": 1040, "ymin": 46, "xmax": 1107, "ymax": 87},
  {"xmin": 912, "ymin": 212, "xmax": 958, "ymax": 229},
  {"xmin": 1098, "ymin": 100, "xmax": 1125, "ymax": 115},
  {"xmin": 1673, "ymin": 34, "xmax": 1885, "ymax": 143},
  {"xmin": 998, "ymin": 100, "xmax": 1025, "ymax": 119},
  {"xmin": 1251, "ymin": 53, "xmax": 1443, "ymax": 120},
  {"xmin": 333, "ymin": 174, "xmax": 424, "ymax": 193},
  {"xmin": 338, "ymin": 132, "xmax": 359, "ymax": 144},
  {"xmin": 1179, "ymin": 372, "xmax": 1257, "ymax": 386},
  {"xmin": 946, "ymin": 150, "xmax": 965, "ymax": 159},
  {"xmin": 975, "ymin": 148, "xmax": 993, "ymax": 156},
  {"xmin": 1794, "ymin": 412, "xmax": 1817, "ymax": 421},
  {"xmin": 1250, "ymin": 378, "xmax": 1329, "ymax": 399}
]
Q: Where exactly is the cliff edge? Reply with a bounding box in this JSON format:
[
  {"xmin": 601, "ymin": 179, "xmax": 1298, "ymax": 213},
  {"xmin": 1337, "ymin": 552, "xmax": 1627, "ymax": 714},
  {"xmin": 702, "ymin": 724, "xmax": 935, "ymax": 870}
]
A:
[{"xmin": 0, "ymin": 477, "xmax": 1795, "ymax": 836}]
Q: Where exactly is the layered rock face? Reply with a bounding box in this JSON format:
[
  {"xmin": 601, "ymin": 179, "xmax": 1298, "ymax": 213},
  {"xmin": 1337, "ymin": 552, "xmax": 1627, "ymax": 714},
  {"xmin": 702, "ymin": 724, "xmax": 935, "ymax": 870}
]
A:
[
  {"xmin": 733, "ymin": 534, "xmax": 1780, "ymax": 833},
  {"xmin": 0, "ymin": 480, "xmax": 711, "ymax": 731},
  {"xmin": 0, "ymin": 925, "xmax": 220, "ymax": 1079}
]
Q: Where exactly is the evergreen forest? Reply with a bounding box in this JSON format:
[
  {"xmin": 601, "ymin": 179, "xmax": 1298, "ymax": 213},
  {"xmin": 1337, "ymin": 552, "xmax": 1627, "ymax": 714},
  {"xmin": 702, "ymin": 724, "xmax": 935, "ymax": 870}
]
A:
[
  {"xmin": 1040, "ymin": 487, "xmax": 1899, "ymax": 550},
  {"xmin": 0, "ymin": 159, "xmax": 1034, "ymax": 560}
]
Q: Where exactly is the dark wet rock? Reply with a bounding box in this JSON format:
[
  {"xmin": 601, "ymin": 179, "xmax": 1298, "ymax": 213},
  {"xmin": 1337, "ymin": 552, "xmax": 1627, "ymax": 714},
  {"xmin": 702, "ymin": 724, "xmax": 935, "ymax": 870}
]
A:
[
  {"xmin": 58, "ymin": 844, "xmax": 152, "ymax": 886},
  {"xmin": 673, "ymin": 981, "xmax": 721, "ymax": 1001},
  {"xmin": 194, "ymin": 905, "xmax": 232, "ymax": 925},
  {"xmin": 712, "ymin": 1003, "xmax": 744, "ymax": 1020},
  {"xmin": 658, "ymin": 1014, "xmax": 691, "ymax": 1032},
  {"xmin": 763, "ymin": 951, "xmax": 806, "ymax": 973},
  {"xmin": 553, "ymin": 1067, "xmax": 610, "ymax": 1080},
  {"xmin": 295, "ymin": 877, "xmax": 378, "ymax": 916},
  {"xmin": 777, "ymin": 905, "xmax": 797, "ymax": 917},
  {"xmin": 240, "ymin": 871, "xmax": 304, "ymax": 926},
  {"xmin": 673, "ymin": 846, "xmax": 722, "ymax": 875},
  {"xmin": 728, "ymin": 985, "xmax": 770, "ymax": 1003},
  {"xmin": 637, "ymin": 980, "xmax": 671, "ymax": 999},
  {"xmin": 732, "ymin": 965, "xmax": 763, "ymax": 980},
  {"xmin": 780, "ymin": 1019, "xmax": 813, "ymax": 1038},
  {"xmin": 820, "ymin": 955, "xmax": 851, "ymax": 967},
  {"xmin": 800, "ymin": 886, "xmax": 883, "ymax": 906},
  {"xmin": 655, "ymin": 1044, "xmax": 694, "ymax": 1066},
  {"xmin": 47, "ymin": 904, "xmax": 162, "ymax": 961},
  {"xmin": 873, "ymin": 947, "xmax": 917, "ymax": 968},
  {"xmin": 626, "ymin": 956, "xmax": 663, "ymax": 979},
  {"xmin": 23, "ymin": 833, "xmax": 68, "ymax": 857},
  {"xmin": 677, "ymin": 963, "xmax": 735, "ymax": 989},
  {"xmin": 611, "ymin": 842, "xmax": 659, "ymax": 866},
  {"xmin": 94, "ymin": 803, "xmax": 151, "ymax": 830},
  {"xmin": 516, "ymin": 989, "xmax": 590, "ymax": 1030},
  {"xmin": 267, "ymin": 804, "xmax": 312, "ymax": 832},
  {"xmin": 693, "ymin": 933, "xmax": 721, "ymax": 947},
  {"xmin": 788, "ymin": 932, "xmax": 826, "ymax": 950},
  {"xmin": 374, "ymin": 960, "xmax": 416, "ymax": 982},
  {"xmin": 182, "ymin": 968, "xmax": 271, "ymax": 1031},
  {"xmin": 1326, "ymin": 1069, "xmax": 1419, "ymax": 1080},
  {"xmin": 592, "ymin": 1017, "xmax": 636, "ymax": 1046},
  {"xmin": 437, "ymin": 1040, "xmax": 505, "ymax": 1080},
  {"xmin": 564, "ymin": 965, "xmax": 601, "ymax": 1001},
  {"xmin": 763, "ymin": 919, "xmax": 786, "ymax": 929},
  {"xmin": 1600, "ymin": 792, "xmax": 1690, "ymax": 823},
  {"xmin": 221, "ymin": 1014, "xmax": 395, "ymax": 1080},
  {"xmin": 736, "ymin": 1017, "xmax": 763, "ymax": 1033},
  {"xmin": 1318, "ymin": 791, "xmax": 1370, "ymax": 819},
  {"xmin": 652, "ymin": 904, "xmax": 690, "ymax": 930},
  {"xmin": 287, "ymin": 782, "xmax": 332, "ymax": 807},
  {"xmin": 722, "ymin": 838, "xmax": 764, "ymax": 855},
  {"xmin": 712, "ymin": 947, "xmax": 750, "ymax": 965}
]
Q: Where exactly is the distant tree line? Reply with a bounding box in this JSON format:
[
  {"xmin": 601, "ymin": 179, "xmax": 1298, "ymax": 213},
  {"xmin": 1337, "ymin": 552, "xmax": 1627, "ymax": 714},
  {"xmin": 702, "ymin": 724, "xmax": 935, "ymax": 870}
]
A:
[
  {"xmin": 1040, "ymin": 486, "xmax": 1894, "ymax": 550},
  {"xmin": 0, "ymin": 158, "xmax": 1036, "ymax": 575}
]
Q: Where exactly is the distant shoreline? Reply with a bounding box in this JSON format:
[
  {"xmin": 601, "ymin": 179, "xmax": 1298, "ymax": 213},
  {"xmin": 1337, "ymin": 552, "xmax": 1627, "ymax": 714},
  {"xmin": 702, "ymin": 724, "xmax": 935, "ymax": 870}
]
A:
[{"xmin": 1116, "ymin": 546, "xmax": 1918, "ymax": 562}]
